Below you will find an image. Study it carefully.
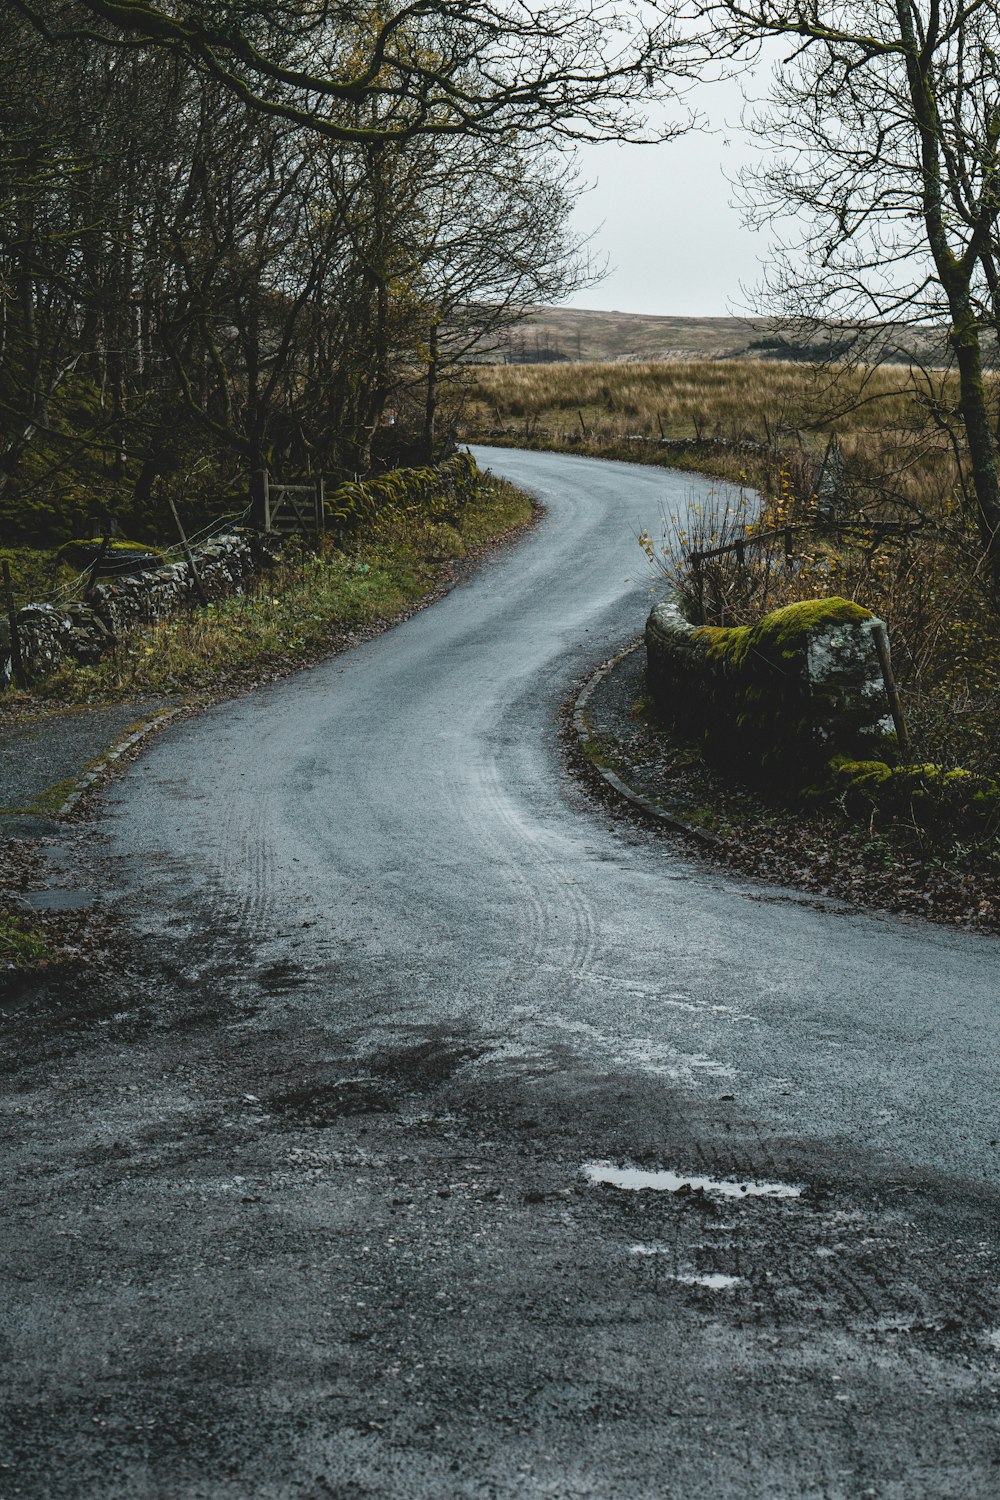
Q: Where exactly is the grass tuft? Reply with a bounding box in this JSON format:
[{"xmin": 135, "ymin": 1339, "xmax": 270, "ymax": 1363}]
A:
[{"xmin": 0, "ymin": 912, "xmax": 55, "ymax": 968}]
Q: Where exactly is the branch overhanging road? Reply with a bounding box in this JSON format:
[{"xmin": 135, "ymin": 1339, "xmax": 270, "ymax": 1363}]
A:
[{"xmin": 4, "ymin": 446, "xmax": 1000, "ymax": 1497}]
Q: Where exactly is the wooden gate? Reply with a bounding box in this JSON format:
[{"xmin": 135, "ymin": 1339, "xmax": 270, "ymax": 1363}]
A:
[{"xmin": 259, "ymin": 473, "xmax": 326, "ymax": 535}]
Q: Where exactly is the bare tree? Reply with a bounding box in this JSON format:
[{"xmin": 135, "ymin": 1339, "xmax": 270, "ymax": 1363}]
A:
[
  {"xmin": 10, "ymin": 0, "xmax": 688, "ymax": 144},
  {"xmin": 0, "ymin": 2, "xmax": 699, "ymax": 539},
  {"xmin": 409, "ymin": 140, "xmax": 600, "ymax": 459},
  {"xmin": 698, "ymin": 0, "xmax": 1000, "ymax": 585}
]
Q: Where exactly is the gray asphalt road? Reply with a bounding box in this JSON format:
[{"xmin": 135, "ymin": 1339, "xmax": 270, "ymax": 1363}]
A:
[{"xmin": 3, "ymin": 447, "xmax": 999, "ymax": 1499}]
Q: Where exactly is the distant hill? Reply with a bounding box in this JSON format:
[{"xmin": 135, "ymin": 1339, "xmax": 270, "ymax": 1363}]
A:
[{"xmin": 497, "ymin": 305, "xmax": 945, "ymax": 366}]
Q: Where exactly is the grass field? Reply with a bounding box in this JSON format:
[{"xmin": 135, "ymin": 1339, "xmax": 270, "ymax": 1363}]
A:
[{"xmin": 463, "ymin": 358, "xmax": 980, "ymax": 521}]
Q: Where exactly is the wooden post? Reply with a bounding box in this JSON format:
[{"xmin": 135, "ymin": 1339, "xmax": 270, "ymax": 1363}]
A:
[
  {"xmin": 84, "ymin": 534, "xmax": 112, "ymax": 601},
  {"xmin": 166, "ymin": 495, "xmax": 209, "ymax": 606},
  {"xmin": 872, "ymin": 621, "xmax": 910, "ymax": 760},
  {"xmin": 316, "ymin": 475, "xmax": 325, "ymax": 532},
  {"xmin": 577, "ymin": 410, "xmax": 588, "ymax": 439},
  {"xmin": 250, "ymin": 468, "xmax": 270, "ymax": 530},
  {"xmin": 2, "ymin": 559, "xmax": 27, "ymax": 689}
]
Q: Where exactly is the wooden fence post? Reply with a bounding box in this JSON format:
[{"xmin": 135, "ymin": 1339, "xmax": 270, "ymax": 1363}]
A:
[
  {"xmin": 692, "ymin": 554, "xmax": 706, "ymax": 624},
  {"xmin": 2, "ymin": 560, "xmax": 28, "ymax": 689},
  {"xmin": 84, "ymin": 534, "xmax": 112, "ymax": 601},
  {"xmin": 250, "ymin": 469, "xmax": 270, "ymax": 530},
  {"xmin": 166, "ymin": 496, "xmax": 209, "ymax": 606},
  {"xmin": 872, "ymin": 622, "xmax": 910, "ymax": 760}
]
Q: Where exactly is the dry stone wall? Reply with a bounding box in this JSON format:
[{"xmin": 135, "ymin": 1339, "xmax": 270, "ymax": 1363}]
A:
[
  {"xmin": 645, "ymin": 595, "xmax": 898, "ymax": 785},
  {"xmin": 1, "ymin": 530, "xmax": 281, "ymax": 689},
  {"xmin": 1, "ymin": 455, "xmax": 479, "ymax": 690}
]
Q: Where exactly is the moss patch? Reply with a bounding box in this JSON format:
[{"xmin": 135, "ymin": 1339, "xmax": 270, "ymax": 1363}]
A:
[
  {"xmin": 0, "ymin": 912, "xmax": 56, "ymax": 968},
  {"xmin": 830, "ymin": 754, "xmax": 1000, "ymax": 836},
  {"xmin": 57, "ymin": 538, "xmax": 167, "ymax": 570},
  {"xmin": 582, "ymin": 734, "xmax": 618, "ymax": 770},
  {"xmin": 0, "ymin": 777, "xmax": 81, "ymax": 818},
  {"xmin": 648, "ymin": 596, "xmax": 895, "ymax": 788},
  {"xmin": 751, "ymin": 598, "xmax": 872, "ymax": 655}
]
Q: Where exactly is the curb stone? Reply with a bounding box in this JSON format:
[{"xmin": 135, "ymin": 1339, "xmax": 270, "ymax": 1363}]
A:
[
  {"xmin": 56, "ymin": 707, "xmax": 185, "ymax": 817},
  {"xmin": 573, "ymin": 641, "xmax": 723, "ymax": 849}
]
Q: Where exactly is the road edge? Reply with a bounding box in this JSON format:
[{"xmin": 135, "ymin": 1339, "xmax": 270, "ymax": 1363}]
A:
[
  {"xmin": 572, "ymin": 643, "xmax": 723, "ymax": 849},
  {"xmin": 7, "ymin": 488, "xmax": 545, "ymax": 830},
  {"xmin": 55, "ymin": 707, "xmax": 187, "ymax": 817}
]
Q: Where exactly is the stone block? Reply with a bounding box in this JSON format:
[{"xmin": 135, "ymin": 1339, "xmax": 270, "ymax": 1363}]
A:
[{"xmin": 645, "ymin": 595, "xmax": 897, "ymax": 786}]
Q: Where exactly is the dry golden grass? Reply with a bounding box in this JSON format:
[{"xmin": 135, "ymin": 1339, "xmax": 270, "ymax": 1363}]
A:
[
  {"xmin": 467, "ymin": 358, "xmax": 954, "ymax": 438},
  {"xmin": 462, "ymin": 358, "xmax": 995, "ymax": 521},
  {"xmin": 472, "ymin": 359, "xmax": 956, "ymax": 527}
]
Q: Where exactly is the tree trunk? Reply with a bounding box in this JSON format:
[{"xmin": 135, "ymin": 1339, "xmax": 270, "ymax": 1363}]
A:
[
  {"xmin": 423, "ymin": 321, "xmax": 439, "ymax": 464},
  {"xmin": 949, "ymin": 305, "xmax": 1000, "ymax": 584},
  {"xmin": 896, "ymin": 0, "xmax": 1000, "ymax": 591}
]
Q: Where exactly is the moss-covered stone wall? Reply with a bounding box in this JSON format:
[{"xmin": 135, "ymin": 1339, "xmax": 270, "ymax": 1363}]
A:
[
  {"xmin": 1, "ymin": 456, "xmax": 479, "ymax": 690},
  {"xmin": 645, "ymin": 596, "xmax": 898, "ymax": 788}
]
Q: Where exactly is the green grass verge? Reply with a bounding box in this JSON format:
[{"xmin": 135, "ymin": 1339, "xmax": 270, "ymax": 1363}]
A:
[
  {"xmin": 0, "ymin": 777, "xmax": 80, "ymax": 818},
  {"xmin": 7, "ymin": 474, "xmax": 533, "ymax": 707}
]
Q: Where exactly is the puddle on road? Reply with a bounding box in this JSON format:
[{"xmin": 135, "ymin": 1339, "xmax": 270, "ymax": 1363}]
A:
[
  {"xmin": 675, "ymin": 1272, "xmax": 741, "ymax": 1289},
  {"xmin": 20, "ymin": 888, "xmax": 96, "ymax": 911},
  {"xmin": 584, "ymin": 1161, "xmax": 802, "ymax": 1199},
  {"xmin": 628, "ymin": 1248, "xmax": 741, "ymax": 1288}
]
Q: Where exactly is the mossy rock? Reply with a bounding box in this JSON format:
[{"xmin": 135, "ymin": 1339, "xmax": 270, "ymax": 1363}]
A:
[
  {"xmin": 648, "ymin": 595, "xmax": 894, "ymax": 790},
  {"xmin": 58, "ymin": 539, "xmax": 166, "ymax": 571},
  {"xmin": 829, "ymin": 753, "xmax": 1000, "ymax": 834},
  {"xmin": 750, "ymin": 598, "xmax": 873, "ymax": 659}
]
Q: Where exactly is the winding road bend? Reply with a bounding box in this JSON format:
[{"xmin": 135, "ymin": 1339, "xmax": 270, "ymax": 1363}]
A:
[{"xmin": 4, "ymin": 447, "xmax": 1000, "ymax": 1498}]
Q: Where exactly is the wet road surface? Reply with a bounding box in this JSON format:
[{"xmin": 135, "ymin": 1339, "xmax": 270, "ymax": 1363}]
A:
[{"xmin": 3, "ymin": 447, "xmax": 1000, "ymax": 1497}]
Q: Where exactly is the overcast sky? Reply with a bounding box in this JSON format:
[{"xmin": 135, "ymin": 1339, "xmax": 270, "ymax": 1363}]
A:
[{"xmin": 565, "ymin": 73, "xmax": 781, "ymax": 318}]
